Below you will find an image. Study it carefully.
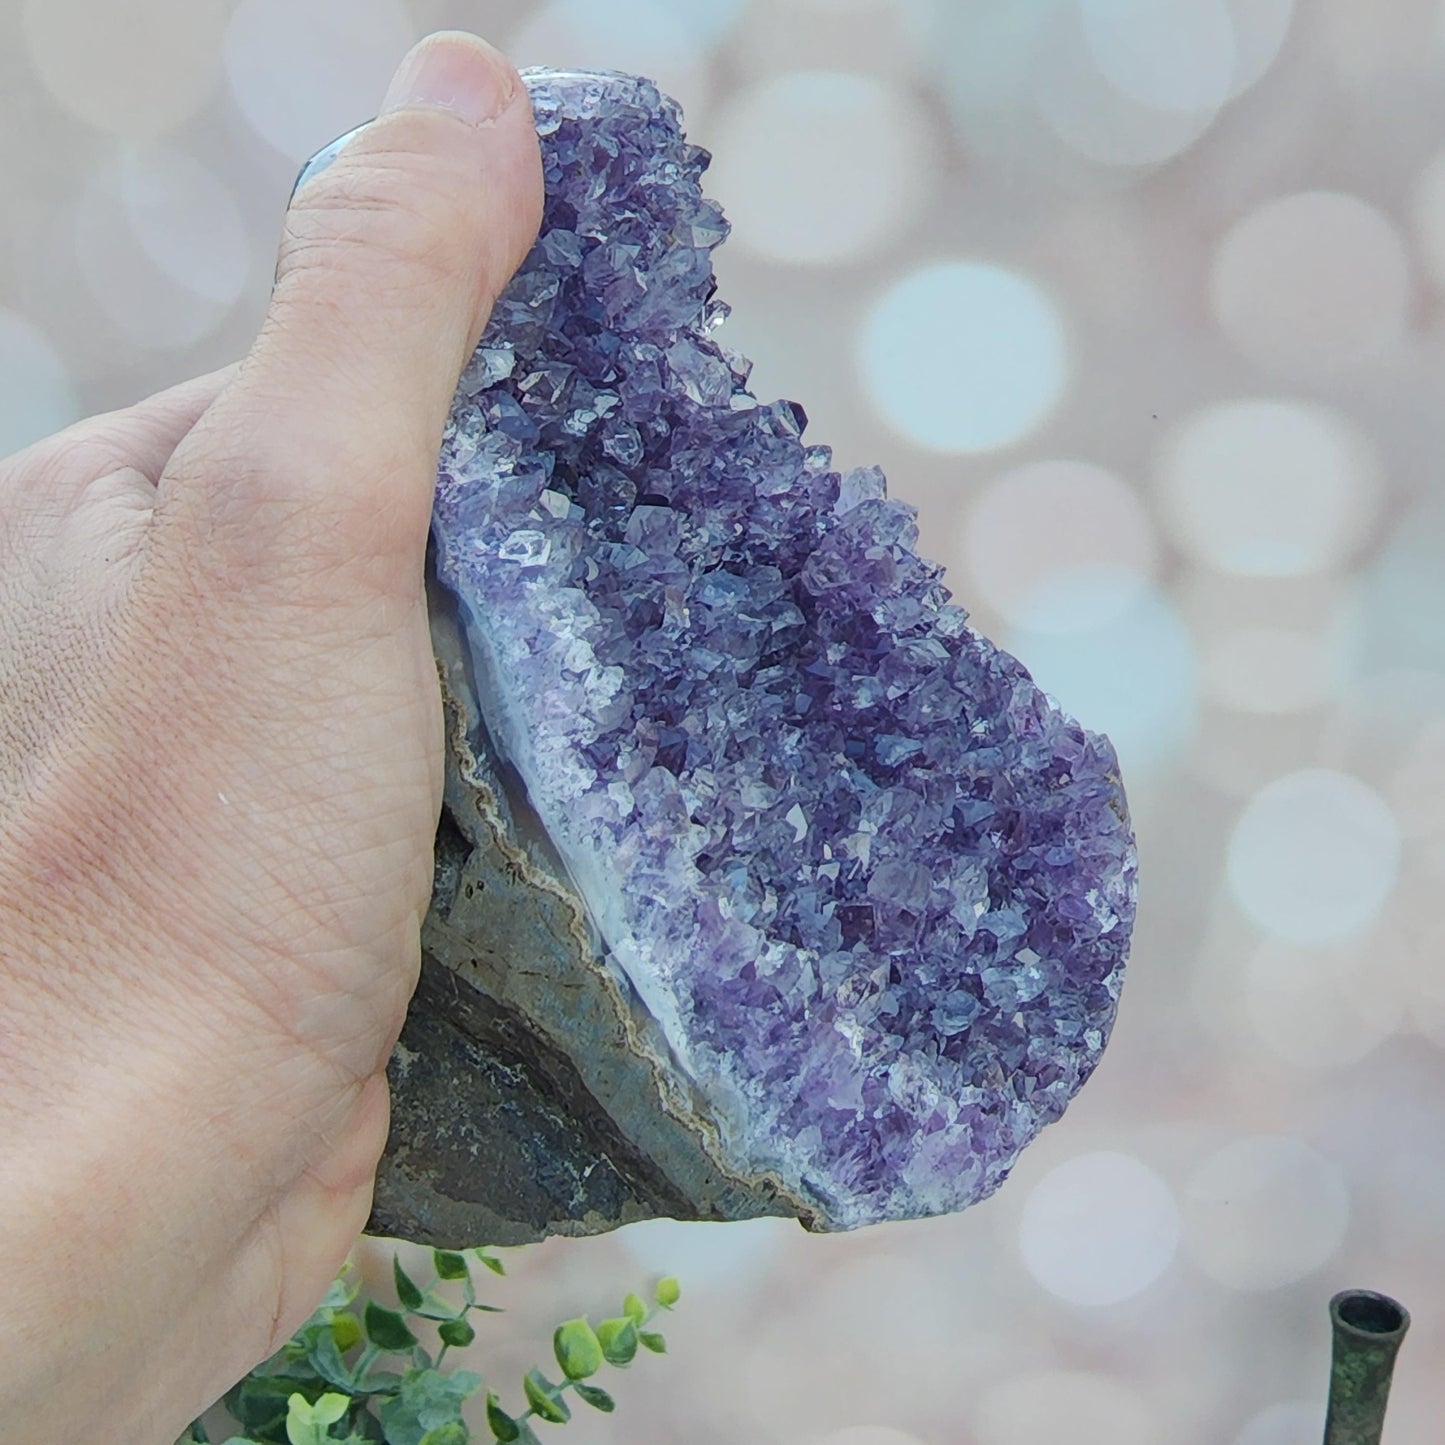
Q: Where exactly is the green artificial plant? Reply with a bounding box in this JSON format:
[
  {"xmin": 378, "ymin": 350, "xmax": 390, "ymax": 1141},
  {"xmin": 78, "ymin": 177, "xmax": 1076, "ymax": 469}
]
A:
[{"xmin": 176, "ymin": 1246, "xmax": 679, "ymax": 1445}]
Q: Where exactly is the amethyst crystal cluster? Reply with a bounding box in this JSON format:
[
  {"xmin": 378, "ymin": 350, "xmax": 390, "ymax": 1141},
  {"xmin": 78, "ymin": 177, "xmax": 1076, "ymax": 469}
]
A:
[{"xmin": 430, "ymin": 69, "xmax": 1136, "ymax": 1228}]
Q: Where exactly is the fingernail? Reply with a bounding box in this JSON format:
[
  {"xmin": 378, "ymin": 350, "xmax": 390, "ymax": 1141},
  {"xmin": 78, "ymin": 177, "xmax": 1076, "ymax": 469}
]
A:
[
  {"xmin": 380, "ymin": 31, "xmax": 518, "ymax": 125},
  {"xmin": 290, "ymin": 122, "xmax": 371, "ymax": 203}
]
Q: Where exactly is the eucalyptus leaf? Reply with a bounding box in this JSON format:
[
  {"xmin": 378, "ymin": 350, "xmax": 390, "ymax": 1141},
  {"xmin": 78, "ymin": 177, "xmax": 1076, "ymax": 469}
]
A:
[
  {"xmin": 285, "ymin": 1390, "xmax": 349, "ymax": 1445},
  {"xmin": 486, "ymin": 1391, "xmax": 519, "ymax": 1443},
  {"xmin": 655, "ymin": 1278, "xmax": 680, "ymax": 1309},
  {"xmin": 438, "ymin": 1317, "xmax": 476, "ymax": 1349},
  {"xmin": 595, "ymin": 1317, "xmax": 638, "ymax": 1367},
  {"xmin": 228, "ymin": 1375, "xmax": 303, "ymax": 1434},
  {"xmin": 331, "ymin": 1311, "xmax": 364, "ymax": 1355},
  {"xmin": 303, "ymin": 1325, "xmax": 358, "ymax": 1392},
  {"xmin": 312, "ymin": 1394, "xmax": 351, "ymax": 1426},
  {"xmin": 523, "ymin": 1369, "xmax": 571, "ymax": 1424},
  {"xmin": 358, "ymin": 1369, "xmax": 405, "ymax": 1395},
  {"xmin": 409, "ymin": 1293, "xmax": 464, "ymax": 1323},
  {"xmin": 418, "ymin": 1427, "xmax": 469, "ymax": 1445},
  {"xmin": 393, "ymin": 1257, "xmax": 426, "ymax": 1313},
  {"xmin": 474, "ymin": 1250, "xmax": 506, "ymax": 1276},
  {"xmin": 638, "ymin": 1331, "xmax": 667, "ymax": 1354},
  {"xmin": 622, "ymin": 1293, "xmax": 646, "ymax": 1327},
  {"xmin": 553, "ymin": 1318, "xmax": 603, "ymax": 1380},
  {"xmin": 376, "ymin": 1365, "xmax": 481, "ymax": 1445},
  {"xmin": 364, "ymin": 1301, "xmax": 419, "ymax": 1353},
  {"xmin": 321, "ymin": 1269, "xmax": 361, "ymax": 1311},
  {"xmin": 574, "ymin": 1384, "xmax": 616, "ymax": 1413},
  {"xmin": 432, "ymin": 1250, "xmax": 470, "ymax": 1282}
]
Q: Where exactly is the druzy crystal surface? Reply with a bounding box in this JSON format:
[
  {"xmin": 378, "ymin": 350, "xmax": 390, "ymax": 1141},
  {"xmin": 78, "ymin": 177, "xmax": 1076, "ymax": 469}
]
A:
[{"xmin": 431, "ymin": 69, "xmax": 1136, "ymax": 1228}]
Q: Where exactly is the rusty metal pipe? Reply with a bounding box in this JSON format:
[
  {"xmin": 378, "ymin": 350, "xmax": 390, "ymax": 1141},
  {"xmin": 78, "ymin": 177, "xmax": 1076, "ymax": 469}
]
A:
[{"xmin": 1323, "ymin": 1290, "xmax": 1410, "ymax": 1445}]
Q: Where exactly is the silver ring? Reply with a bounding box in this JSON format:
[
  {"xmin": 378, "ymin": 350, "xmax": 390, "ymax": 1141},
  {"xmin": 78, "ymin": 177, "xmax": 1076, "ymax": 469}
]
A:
[{"xmin": 289, "ymin": 121, "xmax": 372, "ymax": 204}]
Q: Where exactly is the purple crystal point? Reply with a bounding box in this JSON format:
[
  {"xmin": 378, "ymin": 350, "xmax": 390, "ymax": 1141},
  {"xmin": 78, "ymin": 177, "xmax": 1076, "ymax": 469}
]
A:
[{"xmin": 430, "ymin": 69, "xmax": 1136, "ymax": 1228}]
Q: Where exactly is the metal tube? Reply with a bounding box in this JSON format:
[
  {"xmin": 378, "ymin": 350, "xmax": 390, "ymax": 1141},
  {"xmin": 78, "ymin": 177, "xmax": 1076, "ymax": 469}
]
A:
[{"xmin": 1323, "ymin": 1290, "xmax": 1410, "ymax": 1445}]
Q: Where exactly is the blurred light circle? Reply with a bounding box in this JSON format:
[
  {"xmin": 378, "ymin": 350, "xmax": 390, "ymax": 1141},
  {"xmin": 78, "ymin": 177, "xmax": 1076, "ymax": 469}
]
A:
[
  {"xmin": 1039, "ymin": 93, "xmax": 1218, "ymax": 171},
  {"xmin": 706, "ymin": 72, "xmax": 932, "ymax": 266},
  {"xmin": 118, "ymin": 160, "xmax": 251, "ymax": 307},
  {"xmin": 1234, "ymin": 1401, "xmax": 1327, "ymax": 1445},
  {"xmin": 618, "ymin": 1215, "xmax": 792, "ymax": 1293},
  {"xmin": 1156, "ymin": 399, "xmax": 1382, "ymax": 577},
  {"xmin": 1034, "ymin": 6, "xmax": 1224, "ymax": 168},
  {"xmin": 932, "ymin": 2, "xmax": 1053, "ymax": 109},
  {"xmin": 73, "ymin": 149, "xmax": 250, "ymax": 351},
  {"xmin": 1080, "ymin": 0, "xmax": 1236, "ymax": 114},
  {"xmin": 1005, "ymin": 585, "xmax": 1198, "ymax": 772},
  {"xmin": 1203, "ymin": 628, "xmax": 1341, "ymax": 715},
  {"xmin": 511, "ymin": 0, "xmax": 712, "ymax": 122},
  {"xmin": 22, "ymin": 0, "xmax": 227, "ymax": 139},
  {"xmin": 932, "ymin": 6, "xmax": 1109, "ymax": 182},
  {"xmin": 1362, "ymin": 503, "xmax": 1445, "ymax": 675},
  {"xmin": 1210, "ymin": 192, "xmax": 1411, "ymax": 369},
  {"xmin": 1183, "ymin": 1136, "xmax": 1348, "ymax": 1290},
  {"xmin": 1244, "ymin": 938, "xmax": 1404, "ymax": 1070},
  {"xmin": 1016, "ymin": 567, "xmax": 1155, "ymax": 635},
  {"xmin": 225, "ymin": 0, "xmax": 415, "ymax": 163},
  {"xmin": 963, "ymin": 460, "xmax": 1158, "ymax": 632},
  {"xmin": 1018, "ymin": 1152, "xmax": 1180, "ymax": 1307},
  {"xmin": 1386, "ymin": 711, "xmax": 1445, "ymax": 842},
  {"xmin": 1200, "ymin": 616, "xmax": 1364, "ymax": 792},
  {"xmin": 859, "ymin": 262, "xmax": 1067, "ymax": 452},
  {"xmin": 1224, "ymin": 0, "xmax": 1297, "ymax": 96},
  {"xmin": 975, "ymin": 1369, "xmax": 1160, "ymax": 1445},
  {"xmin": 1226, "ymin": 769, "xmax": 1400, "ymax": 944},
  {"xmin": 1409, "ymin": 148, "xmax": 1445, "ymax": 294},
  {"xmin": 0, "ymin": 312, "xmax": 80, "ymax": 457}
]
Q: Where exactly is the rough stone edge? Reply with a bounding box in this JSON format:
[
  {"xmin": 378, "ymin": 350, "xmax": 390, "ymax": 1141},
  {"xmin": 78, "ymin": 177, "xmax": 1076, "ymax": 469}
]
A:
[
  {"xmin": 369, "ymin": 581, "xmax": 826, "ymax": 1244},
  {"xmin": 431, "ymin": 592, "xmax": 821, "ymax": 1223}
]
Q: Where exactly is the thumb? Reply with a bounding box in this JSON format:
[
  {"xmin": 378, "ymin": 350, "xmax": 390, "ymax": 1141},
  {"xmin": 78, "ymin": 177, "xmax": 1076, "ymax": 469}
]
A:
[{"xmin": 162, "ymin": 32, "xmax": 543, "ymax": 585}]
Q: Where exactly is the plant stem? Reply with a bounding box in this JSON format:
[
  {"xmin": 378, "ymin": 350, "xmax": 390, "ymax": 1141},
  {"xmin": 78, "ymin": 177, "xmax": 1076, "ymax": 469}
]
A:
[{"xmin": 352, "ymin": 1343, "xmax": 381, "ymax": 1388}]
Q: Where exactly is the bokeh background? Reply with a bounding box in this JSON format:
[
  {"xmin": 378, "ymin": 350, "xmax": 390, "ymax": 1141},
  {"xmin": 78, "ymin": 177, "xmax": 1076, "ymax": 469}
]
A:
[{"xmin": 5, "ymin": 0, "xmax": 1445, "ymax": 1440}]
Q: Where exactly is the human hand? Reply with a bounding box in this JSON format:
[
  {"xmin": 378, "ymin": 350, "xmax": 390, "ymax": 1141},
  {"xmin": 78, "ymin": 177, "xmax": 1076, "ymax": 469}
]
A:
[{"xmin": 0, "ymin": 32, "xmax": 540, "ymax": 1443}]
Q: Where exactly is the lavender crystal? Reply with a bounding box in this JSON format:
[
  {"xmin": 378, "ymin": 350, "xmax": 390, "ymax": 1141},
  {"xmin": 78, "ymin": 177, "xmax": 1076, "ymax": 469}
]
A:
[{"xmin": 430, "ymin": 69, "xmax": 1136, "ymax": 1228}]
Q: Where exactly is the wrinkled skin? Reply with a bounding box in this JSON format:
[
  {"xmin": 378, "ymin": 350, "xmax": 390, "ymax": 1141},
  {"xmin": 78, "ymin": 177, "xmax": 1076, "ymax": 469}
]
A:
[{"xmin": 0, "ymin": 33, "xmax": 541, "ymax": 1443}]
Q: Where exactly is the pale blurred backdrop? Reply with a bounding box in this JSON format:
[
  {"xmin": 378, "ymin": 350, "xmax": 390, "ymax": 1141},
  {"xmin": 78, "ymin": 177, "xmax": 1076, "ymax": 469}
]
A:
[{"xmin": 6, "ymin": 0, "xmax": 1445, "ymax": 1441}]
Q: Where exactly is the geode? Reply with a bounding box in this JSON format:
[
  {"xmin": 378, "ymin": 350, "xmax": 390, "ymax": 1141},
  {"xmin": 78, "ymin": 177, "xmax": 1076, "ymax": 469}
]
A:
[{"xmin": 369, "ymin": 68, "xmax": 1135, "ymax": 1244}]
